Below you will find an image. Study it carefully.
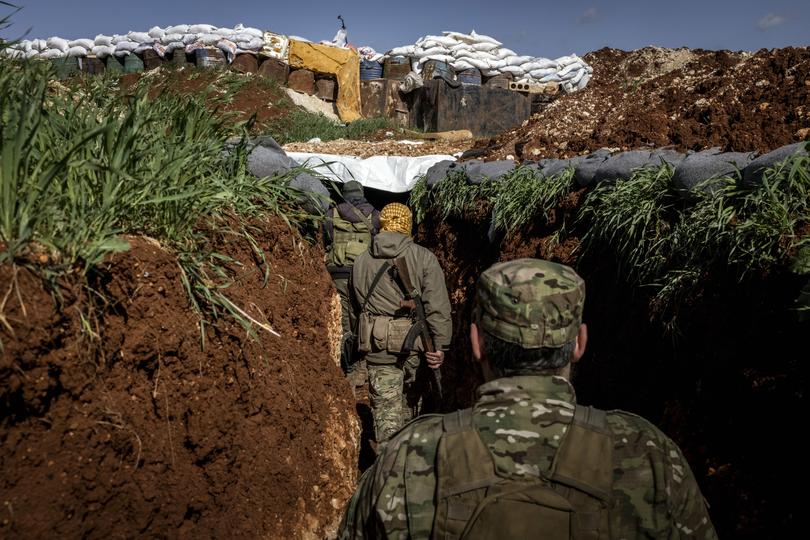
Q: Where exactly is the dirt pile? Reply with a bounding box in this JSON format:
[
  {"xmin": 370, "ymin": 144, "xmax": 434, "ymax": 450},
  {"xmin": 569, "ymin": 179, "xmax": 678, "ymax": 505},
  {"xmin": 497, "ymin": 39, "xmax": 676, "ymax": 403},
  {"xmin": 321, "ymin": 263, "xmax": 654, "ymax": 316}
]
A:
[
  {"xmin": 284, "ymin": 137, "xmax": 472, "ymax": 158},
  {"xmin": 483, "ymin": 46, "xmax": 810, "ymax": 160},
  {"xmin": 0, "ymin": 217, "xmax": 357, "ymax": 538}
]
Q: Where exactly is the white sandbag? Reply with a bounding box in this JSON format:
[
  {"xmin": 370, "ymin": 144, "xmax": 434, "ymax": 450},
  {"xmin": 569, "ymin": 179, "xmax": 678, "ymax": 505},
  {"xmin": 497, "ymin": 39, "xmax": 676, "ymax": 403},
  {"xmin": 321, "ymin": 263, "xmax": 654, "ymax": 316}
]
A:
[
  {"xmin": 134, "ymin": 43, "xmax": 153, "ymax": 54},
  {"xmin": 494, "ymin": 48, "xmax": 516, "ymax": 59},
  {"xmin": 164, "ymin": 41, "xmax": 185, "ymax": 53},
  {"xmin": 112, "ymin": 34, "xmax": 129, "ymax": 45},
  {"xmin": 421, "ymin": 54, "xmax": 455, "ymax": 65},
  {"xmin": 531, "ymin": 58, "xmax": 559, "ymax": 69},
  {"xmin": 40, "ymin": 49, "xmax": 65, "ymax": 59},
  {"xmin": 115, "ymin": 41, "xmax": 139, "ymax": 53},
  {"xmin": 442, "ymin": 31, "xmax": 475, "ymax": 44},
  {"xmin": 114, "ymin": 50, "xmax": 131, "ymax": 57},
  {"xmin": 166, "ymin": 24, "xmax": 189, "ymax": 35},
  {"xmin": 229, "ymin": 33, "xmax": 253, "ymax": 43},
  {"xmin": 450, "ymin": 43, "xmax": 473, "ymax": 53},
  {"xmin": 424, "ymin": 35, "xmax": 459, "ymax": 48},
  {"xmin": 471, "ymin": 42, "xmax": 499, "ymax": 52},
  {"xmin": 92, "ymin": 45, "xmax": 115, "ymax": 57},
  {"xmin": 520, "ymin": 61, "xmax": 545, "ymax": 71},
  {"xmin": 500, "ymin": 65, "xmax": 525, "ymax": 76},
  {"xmin": 69, "ymin": 39, "xmax": 94, "ymax": 49},
  {"xmin": 239, "ymin": 27, "xmax": 264, "ymax": 39},
  {"xmin": 46, "ymin": 37, "xmax": 69, "ymax": 52},
  {"xmin": 570, "ymin": 69, "xmax": 586, "ymax": 85},
  {"xmin": 127, "ymin": 31, "xmax": 152, "ymax": 43},
  {"xmin": 415, "ymin": 46, "xmax": 450, "ymax": 58},
  {"xmin": 148, "ymin": 26, "xmax": 164, "ymax": 39},
  {"xmin": 67, "ymin": 46, "xmax": 87, "ymax": 57},
  {"xmin": 388, "ymin": 45, "xmax": 415, "ymax": 56},
  {"xmin": 20, "ymin": 40, "xmax": 33, "ymax": 52},
  {"xmin": 215, "ymin": 27, "xmax": 235, "ymax": 36},
  {"xmin": 35, "ymin": 39, "xmax": 48, "ymax": 51},
  {"xmin": 555, "ymin": 54, "xmax": 580, "ymax": 65},
  {"xmin": 469, "ymin": 30, "xmax": 502, "ymax": 46},
  {"xmin": 481, "ymin": 68, "xmax": 501, "ymax": 77},
  {"xmin": 217, "ymin": 39, "xmax": 238, "ymax": 62},
  {"xmin": 516, "ymin": 77, "xmax": 531, "ymax": 85},
  {"xmin": 465, "ymin": 57, "xmax": 490, "ymax": 71},
  {"xmin": 530, "ymin": 67, "xmax": 557, "ymax": 78},
  {"xmin": 504, "ymin": 55, "xmax": 532, "ymax": 66},
  {"xmin": 199, "ymin": 33, "xmax": 222, "ymax": 45},
  {"xmin": 452, "ymin": 58, "xmax": 475, "ymax": 71},
  {"xmin": 25, "ymin": 49, "xmax": 41, "ymax": 59},
  {"xmin": 487, "ymin": 58, "xmax": 506, "ymax": 70},
  {"xmin": 189, "ymin": 24, "xmax": 216, "ymax": 34},
  {"xmin": 558, "ymin": 61, "xmax": 583, "ymax": 77},
  {"xmin": 577, "ymin": 72, "xmax": 591, "ymax": 90},
  {"xmin": 539, "ymin": 72, "xmax": 562, "ymax": 82},
  {"xmin": 452, "ymin": 49, "xmax": 479, "ymax": 60},
  {"xmin": 182, "ymin": 34, "xmax": 199, "ymax": 45},
  {"xmin": 94, "ymin": 35, "xmax": 113, "ymax": 46},
  {"xmin": 161, "ymin": 33, "xmax": 183, "ymax": 44},
  {"xmin": 237, "ymin": 37, "xmax": 264, "ymax": 50}
]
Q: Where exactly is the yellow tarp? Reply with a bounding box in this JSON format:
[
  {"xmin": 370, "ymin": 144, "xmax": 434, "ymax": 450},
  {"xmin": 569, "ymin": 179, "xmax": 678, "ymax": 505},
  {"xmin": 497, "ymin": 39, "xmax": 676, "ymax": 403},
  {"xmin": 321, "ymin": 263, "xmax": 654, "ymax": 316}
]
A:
[{"xmin": 288, "ymin": 40, "xmax": 361, "ymax": 123}]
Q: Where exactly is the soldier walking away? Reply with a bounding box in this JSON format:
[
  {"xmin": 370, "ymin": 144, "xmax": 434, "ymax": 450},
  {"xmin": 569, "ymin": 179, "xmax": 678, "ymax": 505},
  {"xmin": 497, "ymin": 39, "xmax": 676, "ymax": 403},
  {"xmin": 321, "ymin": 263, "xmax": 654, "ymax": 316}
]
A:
[
  {"xmin": 339, "ymin": 258, "xmax": 717, "ymax": 539},
  {"xmin": 350, "ymin": 203, "xmax": 452, "ymax": 443},
  {"xmin": 323, "ymin": 180, "xmax": 380, "ymax": 390}
]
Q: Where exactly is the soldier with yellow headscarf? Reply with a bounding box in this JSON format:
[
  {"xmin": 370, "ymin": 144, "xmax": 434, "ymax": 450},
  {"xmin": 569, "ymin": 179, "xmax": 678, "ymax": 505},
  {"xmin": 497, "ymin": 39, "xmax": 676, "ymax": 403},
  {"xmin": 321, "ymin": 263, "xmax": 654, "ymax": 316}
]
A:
[{"xmin": 350, "ymin": 203, "xmax": 452, "ymax": 442}]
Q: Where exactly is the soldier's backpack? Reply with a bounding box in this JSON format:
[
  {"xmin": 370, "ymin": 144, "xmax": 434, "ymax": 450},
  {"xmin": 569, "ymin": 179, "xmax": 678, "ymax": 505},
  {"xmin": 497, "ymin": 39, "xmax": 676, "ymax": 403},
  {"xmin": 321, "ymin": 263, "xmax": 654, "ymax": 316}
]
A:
[
  {"xmin": 432, "ymin": 405, "xmax": 613, "ymax": 540},
  {"xmin": 327, "ymin": 206, "xmax": 374, "ymax": 268}
]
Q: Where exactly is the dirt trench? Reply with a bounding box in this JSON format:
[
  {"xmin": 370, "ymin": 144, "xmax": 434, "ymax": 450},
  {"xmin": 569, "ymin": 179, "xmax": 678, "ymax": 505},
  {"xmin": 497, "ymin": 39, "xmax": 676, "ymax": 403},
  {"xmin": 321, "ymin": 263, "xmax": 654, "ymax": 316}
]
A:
[
  {"xmin": 414, "ymin": 201, "xmax": 806, "ymax": 539},
  {"xmin": 0, "ymin": 216, "xmax": 357, "ymax": 539}
]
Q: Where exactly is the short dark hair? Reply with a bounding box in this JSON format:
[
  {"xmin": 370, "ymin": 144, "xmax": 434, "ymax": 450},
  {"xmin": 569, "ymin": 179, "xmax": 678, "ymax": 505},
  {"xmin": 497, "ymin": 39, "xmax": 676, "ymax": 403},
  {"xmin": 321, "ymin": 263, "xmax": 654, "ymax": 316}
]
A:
[{"xmin": 482, "ymin": 331, "xmax": 574, "ymax": 377}]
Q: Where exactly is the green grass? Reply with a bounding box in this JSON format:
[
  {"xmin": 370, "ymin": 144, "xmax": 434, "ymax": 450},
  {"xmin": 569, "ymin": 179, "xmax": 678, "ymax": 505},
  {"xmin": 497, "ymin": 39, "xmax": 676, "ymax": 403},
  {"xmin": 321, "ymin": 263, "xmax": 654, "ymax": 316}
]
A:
[
  {"xmin": 0, "ymin": 46, "xmax": 324, "ymax": 345},
  {"xmin": 492, "ymin": 166, "xmax": 574, "ymax": 233}
]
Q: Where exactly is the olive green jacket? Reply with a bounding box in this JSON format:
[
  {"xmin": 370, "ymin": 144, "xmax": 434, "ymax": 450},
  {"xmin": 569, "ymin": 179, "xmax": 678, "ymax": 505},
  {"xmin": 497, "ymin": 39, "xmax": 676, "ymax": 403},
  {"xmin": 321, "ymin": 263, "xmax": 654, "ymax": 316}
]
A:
[
  {"xmin": 339, "ymin": 375, "xmax": 718, "ymax": 539},
  {"xmin": 350, "ymin": 231, "xmax": 452, "ymax": 362}
]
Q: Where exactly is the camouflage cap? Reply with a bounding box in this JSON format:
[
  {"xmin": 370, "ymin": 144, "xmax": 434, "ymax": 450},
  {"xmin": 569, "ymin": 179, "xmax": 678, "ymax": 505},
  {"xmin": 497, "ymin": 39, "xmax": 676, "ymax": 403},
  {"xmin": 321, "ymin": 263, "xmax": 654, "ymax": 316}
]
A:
[{"xmin": 475, "ymin": 258, "xmax": 585, "ymax": 348}]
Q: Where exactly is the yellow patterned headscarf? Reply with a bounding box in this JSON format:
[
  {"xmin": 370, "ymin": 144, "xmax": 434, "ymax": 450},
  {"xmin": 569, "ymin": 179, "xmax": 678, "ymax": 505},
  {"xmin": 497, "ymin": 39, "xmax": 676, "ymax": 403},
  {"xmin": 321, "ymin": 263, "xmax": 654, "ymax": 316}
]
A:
[{"xmin": 380, "ymin": 203, "xmax": 413, "ymax": 236}]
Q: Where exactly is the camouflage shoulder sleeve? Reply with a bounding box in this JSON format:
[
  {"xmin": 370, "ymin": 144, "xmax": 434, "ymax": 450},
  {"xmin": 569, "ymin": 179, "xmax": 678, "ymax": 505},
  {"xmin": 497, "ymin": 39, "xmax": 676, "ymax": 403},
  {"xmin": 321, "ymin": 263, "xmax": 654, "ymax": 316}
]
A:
[
  {"xmin": 338, "ymin": 415, "xmax": 444, "ymax": 539},
  {"xmin": 607, "ymin": 411, "xmax": 718, "ymax": 539}
]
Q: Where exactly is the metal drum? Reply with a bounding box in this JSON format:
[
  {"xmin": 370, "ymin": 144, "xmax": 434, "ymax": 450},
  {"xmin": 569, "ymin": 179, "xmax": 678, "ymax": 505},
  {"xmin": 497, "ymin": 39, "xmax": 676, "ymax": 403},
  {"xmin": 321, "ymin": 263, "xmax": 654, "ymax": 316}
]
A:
[
  {"xmin": 383, "ymin": 55, "xmax": 411, "ymax": 80},
  {"xmin": 360, "ymin": 59, "xmax": 383, "ymax": 80},
  {"xmin": 457, "ymin": 67, "xmax": 482, "ymax": 85},
  {"xmin": 123, "ymin": 53, "xmax": 144, "ymax": 73},
  {"xmin": 422, "ymin": 59, "xmax": 454, "ymax": 81}
]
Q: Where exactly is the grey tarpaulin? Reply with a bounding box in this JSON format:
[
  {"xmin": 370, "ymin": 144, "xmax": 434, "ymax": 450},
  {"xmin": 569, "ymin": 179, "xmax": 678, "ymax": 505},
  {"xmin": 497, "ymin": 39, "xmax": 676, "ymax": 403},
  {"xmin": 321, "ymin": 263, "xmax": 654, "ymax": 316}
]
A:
[
  {"xmin": 246, "ymin": 135, "xmax": 298, "ymax": 178},
  {"xmin": 465, "ymin": 159, "xmax": 516, "ymax": 184},
  {"xmin": 741, "ymin": 142, "xmax": 808, "ymax": 187},
  {"xmin": 536, "ymin": 159, "xmax": 571, "ymax": 178},
  {"xmin": 650, "ymin": 147, "xmax": 687, "ymax": 168},
  {"xmin": 673, "ymin": 149, "xmax": 756, "ymax": 195}
]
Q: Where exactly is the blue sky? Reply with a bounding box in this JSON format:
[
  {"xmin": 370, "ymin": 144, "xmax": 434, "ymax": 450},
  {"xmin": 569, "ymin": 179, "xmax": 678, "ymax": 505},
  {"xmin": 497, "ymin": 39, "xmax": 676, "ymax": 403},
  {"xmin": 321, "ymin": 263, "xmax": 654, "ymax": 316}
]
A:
[{"xmin": 2, "ymin": 1, "xmax": 809, "ymax": 59}]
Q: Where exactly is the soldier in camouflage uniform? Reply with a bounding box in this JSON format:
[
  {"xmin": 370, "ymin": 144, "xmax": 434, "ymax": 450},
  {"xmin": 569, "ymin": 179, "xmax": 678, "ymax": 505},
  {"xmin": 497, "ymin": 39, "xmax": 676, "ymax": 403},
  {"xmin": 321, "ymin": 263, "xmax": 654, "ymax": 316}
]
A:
[
  {"xmin": 340, "ymin": 258, "xmax": 717, "ymax": 539},
  {"xmin": 350, "ymin": 203, "xmax": 452, "ymax": 443}
]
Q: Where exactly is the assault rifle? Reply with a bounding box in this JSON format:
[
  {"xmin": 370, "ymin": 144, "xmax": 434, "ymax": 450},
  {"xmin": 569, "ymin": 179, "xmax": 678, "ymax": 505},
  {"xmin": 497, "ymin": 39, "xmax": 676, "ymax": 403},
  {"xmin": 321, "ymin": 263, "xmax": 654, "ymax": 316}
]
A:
[{"xmin": 393, "ymin": 257, "xmax": 443, "ymax": 402}]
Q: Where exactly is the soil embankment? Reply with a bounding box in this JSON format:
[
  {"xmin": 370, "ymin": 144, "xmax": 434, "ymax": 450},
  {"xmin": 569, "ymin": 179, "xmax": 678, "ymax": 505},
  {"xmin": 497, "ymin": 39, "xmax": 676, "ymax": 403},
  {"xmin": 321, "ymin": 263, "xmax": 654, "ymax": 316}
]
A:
[
  {"xmin": 483, "ymin": 46, "xmax": 810, "ymax": 160},
  {"xmin": 0, "ymin": 216, "xmax": 357, "ymax": 538}
]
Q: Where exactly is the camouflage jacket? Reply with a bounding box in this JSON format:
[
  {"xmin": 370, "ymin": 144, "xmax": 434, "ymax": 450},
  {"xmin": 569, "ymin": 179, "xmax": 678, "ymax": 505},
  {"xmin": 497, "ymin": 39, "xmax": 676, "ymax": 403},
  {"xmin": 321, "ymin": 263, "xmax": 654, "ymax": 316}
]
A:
[{"xmin": 339, "ymin": 375, "xmax": 717, "ymax": 539}]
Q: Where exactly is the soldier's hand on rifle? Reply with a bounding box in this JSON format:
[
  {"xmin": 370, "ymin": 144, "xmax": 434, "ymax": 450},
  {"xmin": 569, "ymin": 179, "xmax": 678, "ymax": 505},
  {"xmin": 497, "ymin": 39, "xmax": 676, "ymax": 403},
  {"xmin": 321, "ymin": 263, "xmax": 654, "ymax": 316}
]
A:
[{"xmin": 425, "ymin": 350, "xmax": 444, "ymax": 369}]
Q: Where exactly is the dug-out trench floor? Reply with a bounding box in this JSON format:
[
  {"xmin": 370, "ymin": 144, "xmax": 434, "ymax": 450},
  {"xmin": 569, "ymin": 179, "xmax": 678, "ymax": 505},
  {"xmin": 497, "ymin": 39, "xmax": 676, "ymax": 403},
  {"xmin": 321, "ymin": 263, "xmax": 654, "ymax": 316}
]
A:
[{"xmin": 0, "ymin": 216, "xmax": 358, "ymax": 538}]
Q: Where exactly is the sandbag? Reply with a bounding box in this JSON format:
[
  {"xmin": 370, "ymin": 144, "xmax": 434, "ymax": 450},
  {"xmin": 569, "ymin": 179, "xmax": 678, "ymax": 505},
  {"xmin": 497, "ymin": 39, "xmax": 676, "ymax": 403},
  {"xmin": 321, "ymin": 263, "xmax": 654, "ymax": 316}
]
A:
[
  {"xmin": 742, "ymin": 142, "xmax": 808, "ymax": 187},
  {"xmin": 471, "ymin": 42, "xmax": 499, "ymax": 52},
  {"xmin": 115, "ymin": 41, "xmax": 139, "ymax": 53},
  {"xmin": 649, "ymin": 148, "xmax": 687, "ymax": 168},
  {"xmin": 39, "ymin": 49, "xmax": 65, "ymax": 59},
  {"xmin": 246, "ymin": 136, "xmax": 298, "ymax": 179},
  {"xmin": 148, "ymin": 26, "xmax": 165, "ymax": 39},
  {"xmin": 452, "ymin": 59, "xmax": 475, "ymax": 71},
  {"xmin": 495, "ymin": 48, "xmax": 516, "ymax": 59},
  {"xmin": 198, "ymin": 33, "xmax": 221, "ymax": 45},
  {"xmin": 289, "ymin": 173, "xmax": 330, "ymax": 213},
  {"xmin": 673, "ymin": 149, "xmax": 755, "ymax": 195},
  {"xmin": 464, "ymin": 160, "xmax": 516, "ymax": 184},
  {"xmin": 577, "ymin": 72, "xmax": 591, "ymax": 90},
  {"xmin": 166, "ymin": 25, "xmax": 189, "ymax": 35},
  {"xmin": 46, "ymin": 36, "xmax": 69, "ymax": 52},
  {"xmin": 415, "ymin": 46, "xmax": 450, "ymax": 58},
  {"xmin": 426, "ymin": 160, "xmax": 464, "ymax": 187},
  {"xmin": 69, "ymin": 39, "xmax": 94, "ymax": 49},
  {"xmin": 572, "ymin": 149, "xmax": 612, "ymax": 188},
  {"xmin": 442, "ymin": 31, "xmax": 475, "ymax": 44},
  {"xmin": 90, "ymin": 45, "xmax": 113, "ymax": 57},
  {"xmin": 67, "ymin": 46, "xmax": 88, "ymax": 57},
  {"xmin": 189, "ymin": 24, "xmax": 217, "ymax": 34},
  {"xmin": 127, "ymin": 31, "xmax": 152, "ymax": 43},
  {"xmin": 469, "ymin": 30, "xmax": 501, "ymax": 46},
  {"xmin": 593, "ymin": 150, "xmax": 656, "ymax": 183},
  {"xmin": 389, "ymin": 45, "xmax": 415, "ymax": 56},
  {"xmin": 161, "ymin": 33, "xmax": 183, "ymax": 44},
  {"xmin": 537, "ymin": 159, "xmax": 571, "ymax": 178}
]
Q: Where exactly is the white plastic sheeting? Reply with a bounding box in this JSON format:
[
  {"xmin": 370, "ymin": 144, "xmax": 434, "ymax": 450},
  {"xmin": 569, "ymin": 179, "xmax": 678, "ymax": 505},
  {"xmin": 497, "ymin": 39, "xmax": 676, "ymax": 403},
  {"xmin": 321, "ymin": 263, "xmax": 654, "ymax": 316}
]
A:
[{"xmin": 286, "ymin": 152, "xmax": 456, "ymax": 193}]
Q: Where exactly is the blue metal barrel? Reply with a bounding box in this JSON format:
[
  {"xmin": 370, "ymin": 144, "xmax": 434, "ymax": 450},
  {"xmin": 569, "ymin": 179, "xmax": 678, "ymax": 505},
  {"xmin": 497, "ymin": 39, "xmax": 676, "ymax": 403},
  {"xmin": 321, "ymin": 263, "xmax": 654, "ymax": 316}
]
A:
[
  {"xmin": 457, "ymin": 67, "xmax": 482, "ymax": 85},
  {"xmin": 360, "ymin": 60, "xmax": 383, "ymax": 80},
  {"xmin": 422, "ymin": 59, "xmax": 454, "ymax": 81}
]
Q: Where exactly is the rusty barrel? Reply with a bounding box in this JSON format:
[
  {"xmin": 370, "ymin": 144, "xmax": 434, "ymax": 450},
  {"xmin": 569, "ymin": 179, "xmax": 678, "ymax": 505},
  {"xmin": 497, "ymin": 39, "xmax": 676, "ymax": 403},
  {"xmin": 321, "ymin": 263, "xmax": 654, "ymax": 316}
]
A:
[{"xmin": 383, "ymin": 55, "xmax": 411, "ymax": 80}]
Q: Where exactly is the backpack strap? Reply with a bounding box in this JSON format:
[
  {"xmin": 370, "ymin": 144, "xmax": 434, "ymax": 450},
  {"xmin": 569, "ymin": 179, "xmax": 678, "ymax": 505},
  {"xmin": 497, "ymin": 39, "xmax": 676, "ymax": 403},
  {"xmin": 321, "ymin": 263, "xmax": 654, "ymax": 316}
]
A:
[
  {"xmin": 359, "ymin": 260, "xmax": 392, "ymax": 315},
  {"xmin": 346, "ymin": 203, "xmax": 375, "ymax": 234},
  {"xmin": 438, "ymin": 408, "xmax": 498, "ymax": 497},
  {"xmin": 550, "ymin": 405, "xmax": 613, "ymax": 502}
]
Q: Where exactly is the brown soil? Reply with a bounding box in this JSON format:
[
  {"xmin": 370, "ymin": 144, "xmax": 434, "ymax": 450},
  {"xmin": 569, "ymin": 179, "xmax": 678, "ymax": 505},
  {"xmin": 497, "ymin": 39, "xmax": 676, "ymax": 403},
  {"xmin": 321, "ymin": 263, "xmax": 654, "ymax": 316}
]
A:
[
  {"xmin": 482, "ymin": 46, "xmax": 810, "ymax": 160},
  {"xmin": 0, "ymin": 216, "xmax": 357, "ymax": 538},
  {"xmin": 119, "ymin": 67, "xmax": 291, "ymax": 134}
]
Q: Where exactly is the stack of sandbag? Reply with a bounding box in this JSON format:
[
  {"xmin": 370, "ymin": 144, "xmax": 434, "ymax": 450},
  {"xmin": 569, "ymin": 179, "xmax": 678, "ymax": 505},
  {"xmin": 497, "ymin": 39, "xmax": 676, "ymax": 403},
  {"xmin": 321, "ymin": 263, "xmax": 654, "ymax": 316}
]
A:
[
  {"xmin": 4, "ymin": 22, "xmax": 266, "ymax": 63},
  {"xmin": 385, "ymin": 30, "xmax": 592, "ymax": 92}
]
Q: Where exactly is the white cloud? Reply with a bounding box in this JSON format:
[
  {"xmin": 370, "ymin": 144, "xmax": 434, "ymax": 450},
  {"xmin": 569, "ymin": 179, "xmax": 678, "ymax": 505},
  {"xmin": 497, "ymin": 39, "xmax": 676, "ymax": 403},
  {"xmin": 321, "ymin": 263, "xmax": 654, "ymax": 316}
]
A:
[
  {"xmin": 757, "ymin": 13, "xmax": 786, "ymax": 31},
  {"xmin": 579, "ymin": 7, "xmax": 598, "ymax": 24}
]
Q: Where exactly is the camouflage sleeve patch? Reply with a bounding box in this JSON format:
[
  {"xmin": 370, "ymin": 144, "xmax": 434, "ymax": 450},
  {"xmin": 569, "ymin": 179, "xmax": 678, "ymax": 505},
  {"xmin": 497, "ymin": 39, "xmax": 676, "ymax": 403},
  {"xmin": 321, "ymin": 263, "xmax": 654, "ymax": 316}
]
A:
[
  {"xmin": 339, "ymin": 415, "xmax": 445, "ymax": 539},
  {"xmin": 607, "ymin": 411, "xmax": 718, "ymax": 539}
]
